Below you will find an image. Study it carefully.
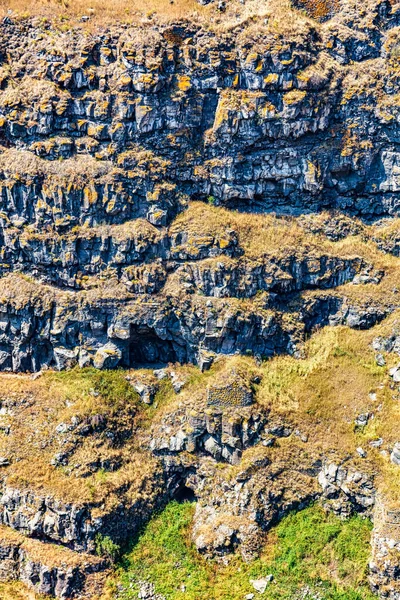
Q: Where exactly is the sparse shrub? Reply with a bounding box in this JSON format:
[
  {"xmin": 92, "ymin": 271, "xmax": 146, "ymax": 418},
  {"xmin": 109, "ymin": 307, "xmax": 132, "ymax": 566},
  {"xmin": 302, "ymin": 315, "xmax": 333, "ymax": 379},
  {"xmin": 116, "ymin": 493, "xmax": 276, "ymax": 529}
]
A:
[{"xmin": 95, "ymin": 534, "xmax": 121, "ymax": 563}]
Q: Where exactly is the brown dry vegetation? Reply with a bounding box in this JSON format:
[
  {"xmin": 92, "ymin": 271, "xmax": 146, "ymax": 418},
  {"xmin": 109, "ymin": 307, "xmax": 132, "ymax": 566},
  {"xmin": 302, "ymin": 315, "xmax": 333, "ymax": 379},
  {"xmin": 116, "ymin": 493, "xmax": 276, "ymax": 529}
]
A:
[
  {"xmin": 0, "ymin": 0, "xmax": 313, "ymax": 35},
  {"xmin": 0, "ymin": 273, "xmax": 58, "ymax": 309},
  {"xmin": 253, "ymin": 318, "xmax": 400, "ymax": 503},
  {"xmin": 0, "ymin": 582, "xmax": 42, "ymax": 600},
  {"xmin": 0, "ymin": 150, "xmax": 112, "ymax": 182},
  {"xmin": 173, "ymin": 202, "xmax": 399, "ymax": 273},
  {"xmin": 19, "ymin": 218, "xmax": 162, "ymax": 244},
  {"xmin": 0, "ymin": 0, "xmax": 206, "ymax": 24},
  {"xmin": 0, "ymin": 368, "xmax": 165, "ymax": 509},
  {"xmin": 294, "ymin": 0, "xmax": 339, "ymax": 20}
]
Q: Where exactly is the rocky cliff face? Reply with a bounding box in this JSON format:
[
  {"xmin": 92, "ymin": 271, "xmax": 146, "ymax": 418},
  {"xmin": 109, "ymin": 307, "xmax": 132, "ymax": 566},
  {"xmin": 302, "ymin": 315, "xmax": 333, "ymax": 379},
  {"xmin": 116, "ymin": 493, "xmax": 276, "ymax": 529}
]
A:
[
  {"xmin": 0, "ymin": 0, "xmax": 399, "ymax": 598},
  {"xmin": 0, "ymin": 0, "xmax": 397, "ymax": 371}
]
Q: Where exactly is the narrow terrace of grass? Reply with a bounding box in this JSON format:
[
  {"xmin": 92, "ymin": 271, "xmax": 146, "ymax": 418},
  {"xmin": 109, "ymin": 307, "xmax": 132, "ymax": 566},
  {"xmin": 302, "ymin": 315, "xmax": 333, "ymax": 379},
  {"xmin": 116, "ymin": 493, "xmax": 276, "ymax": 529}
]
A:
[
  {"xmin": 0, "ymin": 0, "xmax": 311, "ymax": 34},
  {"xmin": 171, "ymin": 202, "xmax": 398, "ymax": 265},
  {"xmin": 0, "ymin": 150, "xmax": 112, "ymax": 183}
]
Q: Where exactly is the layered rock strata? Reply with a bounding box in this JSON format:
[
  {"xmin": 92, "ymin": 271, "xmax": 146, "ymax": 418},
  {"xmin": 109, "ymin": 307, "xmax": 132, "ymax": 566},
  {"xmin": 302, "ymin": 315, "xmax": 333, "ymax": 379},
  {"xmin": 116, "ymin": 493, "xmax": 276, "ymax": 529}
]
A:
[
  {"xmin": 0, "ymin": 1, "xmax": 396, "ymax": 371},
  {"xmin": 0, "ymin": 0, "xmax": 398, "ymax": 598}
]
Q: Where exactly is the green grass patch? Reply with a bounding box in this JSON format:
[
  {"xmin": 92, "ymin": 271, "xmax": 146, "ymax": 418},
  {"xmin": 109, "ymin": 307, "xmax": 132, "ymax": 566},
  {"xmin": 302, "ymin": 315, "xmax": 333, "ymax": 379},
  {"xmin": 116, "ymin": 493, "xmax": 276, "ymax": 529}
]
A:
[
  {"xmin": 107, "ymin": 502, "xmax": 375, "ymax": 600},
  {"xmin": 46, "ymin": 367, "xmax": 139, "ymax": 413}
]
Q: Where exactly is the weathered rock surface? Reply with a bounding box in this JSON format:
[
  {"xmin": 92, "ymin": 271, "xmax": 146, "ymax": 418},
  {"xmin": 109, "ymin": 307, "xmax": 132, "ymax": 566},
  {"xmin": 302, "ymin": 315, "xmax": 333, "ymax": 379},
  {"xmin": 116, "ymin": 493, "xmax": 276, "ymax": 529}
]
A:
[
  {"xmin": 0, "ymin": 525, "xmax": 105, "ymax": 598},
  {"xmin": 0, "ymin": 1, "xmax": 398, "ymax": 598},
  {"xmin": 0, "ymin": 1, "xmax": 399, "ymax": 226},
  {"xmin": 370, "ymin": 497, "xmax": 400, "ymax": 599},
  {"xmin": 0, "ymin": 270, "xmax": 392, "ymax": 373},
  {"xmin": 0, "ymin": 479, "xmax": 165, "ymax": 554},
  {"xmin": 150, "ymin": 404, "xmax": 266, "ymax": 464},
  {"xmin": 318, "ymin": 461, "xmax": 375, "ymax": 517},
  {"xmin": 0, "ymin": 1, "xmax": 394, "ymax": 372}
]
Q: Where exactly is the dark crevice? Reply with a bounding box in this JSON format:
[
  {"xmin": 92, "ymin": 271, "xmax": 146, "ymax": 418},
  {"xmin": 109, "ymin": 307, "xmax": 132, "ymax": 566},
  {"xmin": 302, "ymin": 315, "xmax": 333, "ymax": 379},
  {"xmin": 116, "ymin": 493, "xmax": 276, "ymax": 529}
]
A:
[
  {"xmin": 174, "ymin": 484, "xmax": 197, "ymax": 504},
  {"xmin": 128, "ymin": 325, "xmax": 179, "ymax": 366}
]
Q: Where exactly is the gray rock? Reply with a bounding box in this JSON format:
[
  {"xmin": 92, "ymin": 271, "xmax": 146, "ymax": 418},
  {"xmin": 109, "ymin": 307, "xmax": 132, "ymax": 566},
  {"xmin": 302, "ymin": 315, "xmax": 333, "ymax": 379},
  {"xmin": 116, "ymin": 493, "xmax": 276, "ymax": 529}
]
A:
[
  {"xmin": 130, "ymin": 381, "xmax": 157, "ymax": 405},
  {"xmin": 50, "ymin": 453, "xmax": 69, "ymax": 467},
  {"xmin": 137, "ymin": 581, "xmax": 166, "ymax": 600},
  {"xmin": 389, "ymin": 364, "xmax": 400, "ymax": 382},
  {"xmin": 369, "ymin": 438, "xmax": 383, "ymax": 448},
  {"xmin": 53, "ymin": 347, "xmax": 78, "ymax": 371},
  {"xmin": 318, "ymin": 462, "xmax": 375, "ymax": 517},
  {"xmin": 153, "ymin": 368, "xmax": 168, "ymax": 381},
  {"xmin": 250, "ymin": 576, "xmax": 273, "ymax": 594},
  {"xmin": 93, "ymin": 343, "xmax": 122, "ymax": 370},
  {"xmin": 375, "ymin": 353, "xmax": 386, "ymax": 367},
  {"xmin": 390, "ymin": 443, "xmax": 400, "ymax": 466},
  {"xmin": 355, "ymin": 413, "xmax": 370, "ymax": 427},
  {"xmin": 357, "ymin": 447, "xmax": 367, "ymax": 458},
  {"xmin": 352, "ymin": 271, "xmax": 382, "ymax": 285},
  {"xmin": 262, "ymin": 437, "xmax": 275, "ymax": 447},
  {"xmin": 170, "ymin": 371, "xmax": 187, "ymax": 393}
]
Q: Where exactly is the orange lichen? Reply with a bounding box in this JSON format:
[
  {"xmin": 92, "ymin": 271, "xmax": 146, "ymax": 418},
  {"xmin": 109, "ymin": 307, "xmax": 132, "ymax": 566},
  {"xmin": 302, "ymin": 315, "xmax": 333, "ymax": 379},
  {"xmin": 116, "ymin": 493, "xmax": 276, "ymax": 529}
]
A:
[{"xmin": 294, "ymin": 0, "xmax": 339, "ymax": 20}]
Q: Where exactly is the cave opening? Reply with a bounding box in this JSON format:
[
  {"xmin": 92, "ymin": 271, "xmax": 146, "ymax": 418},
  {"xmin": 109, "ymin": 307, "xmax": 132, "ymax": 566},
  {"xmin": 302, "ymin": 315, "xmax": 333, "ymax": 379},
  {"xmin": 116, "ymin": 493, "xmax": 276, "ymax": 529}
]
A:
[
  {"xmin": 128, "ymin": 325, "xmax": 178, "ymax": 366},
  {"xmin": 175, "ymin": 484, "xmax": 197, "ymax": 504}
]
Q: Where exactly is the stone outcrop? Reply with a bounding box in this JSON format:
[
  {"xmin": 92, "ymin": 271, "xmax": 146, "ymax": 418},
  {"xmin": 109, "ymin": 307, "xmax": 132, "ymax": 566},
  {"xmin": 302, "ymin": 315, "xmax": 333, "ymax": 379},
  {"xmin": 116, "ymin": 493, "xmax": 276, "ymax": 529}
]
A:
[
  {"xmin": 150, "ymin": 400, "xmax": 266, "ymax": 464},
  {"xmin": 318, "ymin": 461, "xmax": 376, "ymax": 517},
  {"xmin": 0, "ymin": 479, "xmax": 165, "ymax": 554},
  {"xmin": 0, "ymin": 526, "xmax": 105, "ymax": 598},
  {"xmin": 370, "ymin": 497, "xmax": 400, "ymax": 599},
  {"xmin": 188, "ymin": 448, "xmax": 320, "ymax": 561}
]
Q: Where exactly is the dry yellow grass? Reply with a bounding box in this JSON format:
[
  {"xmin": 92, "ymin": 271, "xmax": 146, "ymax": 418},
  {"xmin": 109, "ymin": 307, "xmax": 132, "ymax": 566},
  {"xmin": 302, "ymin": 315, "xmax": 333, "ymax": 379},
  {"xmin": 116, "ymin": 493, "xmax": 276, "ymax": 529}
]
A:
[
  {"xmin": 171, "ymin": 202, "xmax": 317, "ymax": 259},
  {"xmin": 259, "ymin": 317, "xmax": 400, "ymax": 502},
  {"xmin": 0, "ymin": 0, "xmax": 205, "ymax": 24},
  {"xmin": 0, "ymin": 79, "xmax": 65, "ymax": 110},
  {"xmin": 0, "ymin": 582, "xmax": 42, "ymax": 600},
  {"xmin": 0, "ymin": 368, "xmax": 165, "ymax": 509},
  {"xmin": 294, "ymin": 0, "xmax": 339, "ymax": 19},
  {"xmin": 0, "ymin": 273, "xmax": 58, "ymax": 309},
  {"xmin": 0, "ymin": 150, "xmax": 112, "ymax": 182},
  {"xmin": 0, "ymin": 0, "xmax": 314, "ymax": 36},
  {"xmin": 0, "ymin": 525, "xmax": 103, "ymax": 568},
  {"xmin": 172, "ymin": 202, "xmax": 398, "ymax": 268},
  {"xmin": 20, "ymin": 218, "xmax": 162, "ymax": 244}
]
